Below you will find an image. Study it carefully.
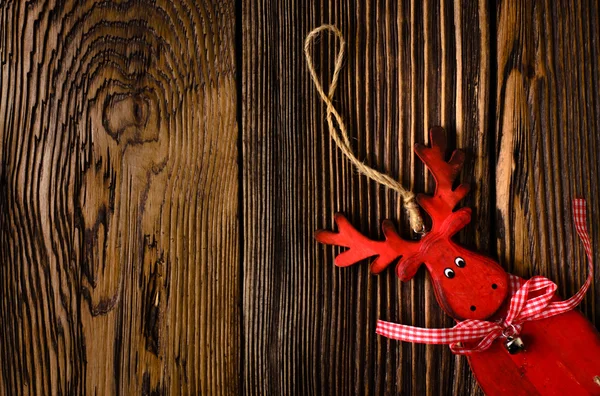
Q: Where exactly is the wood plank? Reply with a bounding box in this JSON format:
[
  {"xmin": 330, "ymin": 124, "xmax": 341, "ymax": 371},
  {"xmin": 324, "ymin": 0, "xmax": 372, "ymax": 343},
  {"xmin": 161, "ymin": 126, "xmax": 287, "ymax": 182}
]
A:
[
  {"xmin": 0, "ymin": 1, "xmax": 239, "ymax": 394},
  {"xmin": 495, "ymin": 0, "xmax": 600, "ymax": 323},
  {"xmin": 242, "ymin": 1, "xmax": 490, "ymax": 394}
]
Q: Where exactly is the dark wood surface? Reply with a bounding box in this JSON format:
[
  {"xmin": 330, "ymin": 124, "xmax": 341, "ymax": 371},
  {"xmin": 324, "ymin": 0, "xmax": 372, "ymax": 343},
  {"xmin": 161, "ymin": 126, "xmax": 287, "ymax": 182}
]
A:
[
  {"xmin": 495, "ymin": 0, "xmax": 600, "ymax": 316},
  {"xmin": 242, "ymin": 1, "xmax": 491, "ymax": 395},
  {"xmin": 243, "ymin": 0, "xmax": 599, "ymax": 395},
  {"xmin": 0, "ymin": 1, "xmax": 239, "ymax": 394},
  {"xmin": 1, "ymin": 0, "xmax": 599, "ymax": 395}
]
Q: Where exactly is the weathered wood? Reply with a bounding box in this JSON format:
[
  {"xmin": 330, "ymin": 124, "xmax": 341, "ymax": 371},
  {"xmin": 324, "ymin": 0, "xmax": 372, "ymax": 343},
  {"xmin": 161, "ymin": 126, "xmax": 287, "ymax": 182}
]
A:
[
  {"xmin": 242, "ymin": 1, "xmax": 491, "ymax": 394},
  {"xmin": 2, "ymin": 0, "xmax": 599, "ymax": 394},
  {"xmin": 495, "ymin": 0, "xmax": 600, "ymax": 322},
  {"xmin": 0, "ymin": 1, "xmax": 239, "ymax": 394}
]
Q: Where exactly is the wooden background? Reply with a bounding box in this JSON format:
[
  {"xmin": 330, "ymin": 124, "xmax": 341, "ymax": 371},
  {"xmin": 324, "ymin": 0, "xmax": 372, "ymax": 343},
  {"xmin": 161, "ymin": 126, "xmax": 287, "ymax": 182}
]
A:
[{"xmin": 1, "ymin": 0, "xmax": 599, "ymax": 395}]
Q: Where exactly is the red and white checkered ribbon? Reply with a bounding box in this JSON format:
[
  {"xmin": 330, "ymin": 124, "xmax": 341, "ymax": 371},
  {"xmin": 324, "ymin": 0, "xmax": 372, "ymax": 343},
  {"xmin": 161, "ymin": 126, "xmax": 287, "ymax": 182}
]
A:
[{"xmin": 376, "ymin": 199, "xmax": 594, "ymax": 355}]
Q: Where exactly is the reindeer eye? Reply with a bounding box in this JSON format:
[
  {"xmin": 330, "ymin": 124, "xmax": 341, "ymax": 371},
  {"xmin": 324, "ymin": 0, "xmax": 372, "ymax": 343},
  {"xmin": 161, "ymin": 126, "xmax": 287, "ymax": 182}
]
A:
[
  {"xmin": 455, "ymin": 257, "xmax": 466, "ymax": 268},
  {"xmin": 444, "ymin": 268, "xmax": 455, "ymax": 279}
]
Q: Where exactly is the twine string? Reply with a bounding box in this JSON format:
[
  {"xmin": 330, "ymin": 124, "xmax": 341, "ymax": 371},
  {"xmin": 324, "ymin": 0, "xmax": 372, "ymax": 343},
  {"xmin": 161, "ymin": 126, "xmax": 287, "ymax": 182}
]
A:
[{"xmin": 304, "ymin": 24, "xmax": 425, "ymax": 233}]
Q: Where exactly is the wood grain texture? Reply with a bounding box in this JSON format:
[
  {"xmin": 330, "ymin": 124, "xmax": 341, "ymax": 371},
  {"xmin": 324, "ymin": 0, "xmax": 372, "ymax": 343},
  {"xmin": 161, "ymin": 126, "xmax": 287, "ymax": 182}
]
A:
[
  {"xmin": 0, "ymin": 1, "xmax": 239, "ymax": 394},
  {"xmin": 3, "ymin": 0, "xmax": 600, "ymax": 394},
  {"xmin": 495, "ymin": 0, "xmax": 600, "ymax": 323},
  {"xmin": 242, "ymin": 1, "xmax": 490, "ymax": 394}
]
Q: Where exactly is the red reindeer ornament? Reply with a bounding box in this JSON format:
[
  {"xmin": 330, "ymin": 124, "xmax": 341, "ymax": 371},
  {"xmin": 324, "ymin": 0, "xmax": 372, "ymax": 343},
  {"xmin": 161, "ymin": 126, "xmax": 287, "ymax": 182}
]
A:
[{"xmin": 316, "ymin": 128, "xmax": 600, "ymax": 395}]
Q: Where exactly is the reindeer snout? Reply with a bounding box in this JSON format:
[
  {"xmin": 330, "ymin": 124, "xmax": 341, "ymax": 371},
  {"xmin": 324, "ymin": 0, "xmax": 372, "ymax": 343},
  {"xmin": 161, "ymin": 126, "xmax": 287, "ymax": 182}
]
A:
[{"xmin": 424, "ymin": 243, "xmax": 510, "ymax": 321}]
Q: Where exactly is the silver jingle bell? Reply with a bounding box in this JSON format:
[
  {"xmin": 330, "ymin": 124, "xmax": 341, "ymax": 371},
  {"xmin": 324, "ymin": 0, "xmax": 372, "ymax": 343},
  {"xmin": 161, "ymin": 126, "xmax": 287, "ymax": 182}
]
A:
[{"xmin": 505, "ymin": 336, "xmax": 525, "ymax": 354}]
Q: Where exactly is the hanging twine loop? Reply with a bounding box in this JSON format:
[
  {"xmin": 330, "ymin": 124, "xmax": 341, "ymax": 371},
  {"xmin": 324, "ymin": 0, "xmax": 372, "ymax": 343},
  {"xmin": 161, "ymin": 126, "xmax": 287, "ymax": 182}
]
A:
[{"xmin": 304, "ymin": 24, "xmax": 425, "ymax": 233}]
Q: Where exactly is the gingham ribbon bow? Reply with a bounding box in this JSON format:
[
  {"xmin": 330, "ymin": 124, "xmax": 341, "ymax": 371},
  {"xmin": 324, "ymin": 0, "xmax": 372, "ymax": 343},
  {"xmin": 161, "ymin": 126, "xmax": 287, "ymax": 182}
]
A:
[{"xmin": 376, "ymin": 199, "xmax": 593, "ymax": 355}]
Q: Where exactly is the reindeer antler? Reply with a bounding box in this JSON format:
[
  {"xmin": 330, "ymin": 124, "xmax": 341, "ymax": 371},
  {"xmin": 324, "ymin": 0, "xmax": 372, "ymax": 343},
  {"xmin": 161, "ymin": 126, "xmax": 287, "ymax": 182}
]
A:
[
  {"xmin": 414, "ymin": 127, "xmax": 470, "ymax": 231},
  {"xmin": 315, "ymin": 214, "xmax": 424, "ymax": 280},
  {"xmin": 315, "ymin": 127, "xmax": 472, "ymax": 281}
]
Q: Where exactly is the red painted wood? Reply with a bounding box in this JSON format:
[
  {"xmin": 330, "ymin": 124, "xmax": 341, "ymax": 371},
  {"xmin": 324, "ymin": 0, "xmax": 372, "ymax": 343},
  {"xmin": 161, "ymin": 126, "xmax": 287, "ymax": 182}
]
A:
[
  {"xmin": 315, "ymin": 127, "xmax": 600, "ymax": 393},
  {"xmin": 468, "ymin": 281, "xmax": 600, "ymax": 395}
]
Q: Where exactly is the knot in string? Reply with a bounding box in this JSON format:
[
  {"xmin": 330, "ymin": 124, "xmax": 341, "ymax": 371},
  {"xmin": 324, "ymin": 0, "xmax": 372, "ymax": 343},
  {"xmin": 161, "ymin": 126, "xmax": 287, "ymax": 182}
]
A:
[{"xmin": 304, "ymin": 24, "xmax": 425, "ymax": 233}]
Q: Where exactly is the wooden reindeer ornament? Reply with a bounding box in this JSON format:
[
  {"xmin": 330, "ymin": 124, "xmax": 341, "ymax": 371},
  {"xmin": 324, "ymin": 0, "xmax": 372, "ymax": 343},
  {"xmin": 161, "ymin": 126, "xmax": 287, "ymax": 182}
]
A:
[
  {"xmin": 315, "ymin": 127, "xmax": 600, "ymax": 395},
  {"xmin": 305, "ymin": 25, "xmax": 600, "ymax": 395}
]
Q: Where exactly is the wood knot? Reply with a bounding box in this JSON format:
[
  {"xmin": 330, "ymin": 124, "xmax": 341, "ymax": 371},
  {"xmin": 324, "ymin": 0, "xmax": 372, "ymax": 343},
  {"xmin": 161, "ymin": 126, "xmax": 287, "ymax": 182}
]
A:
[{"xmin": 102, "ymin": 92, "xmax": 153, "ymax": 143}]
